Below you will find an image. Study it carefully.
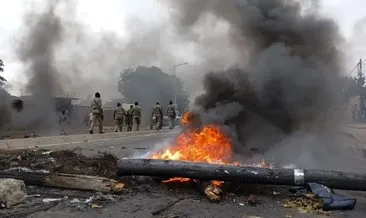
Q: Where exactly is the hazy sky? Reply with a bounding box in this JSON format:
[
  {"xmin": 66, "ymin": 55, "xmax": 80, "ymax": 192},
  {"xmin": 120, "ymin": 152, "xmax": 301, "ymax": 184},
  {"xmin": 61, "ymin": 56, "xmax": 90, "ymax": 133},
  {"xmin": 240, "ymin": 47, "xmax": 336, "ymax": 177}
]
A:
[{"xmin": 0, "ymin": 0, "xmax": 365, "ymax": 96}]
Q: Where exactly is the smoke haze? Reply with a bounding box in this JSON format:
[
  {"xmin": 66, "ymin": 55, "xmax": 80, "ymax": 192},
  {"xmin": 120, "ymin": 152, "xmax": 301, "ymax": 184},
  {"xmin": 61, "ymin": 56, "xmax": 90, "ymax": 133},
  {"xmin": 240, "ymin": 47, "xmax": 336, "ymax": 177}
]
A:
[
  {"xmin": 11, "ymin": 0, "xmax": 186, "ymax": 128},
  {"xmin": 6, "ymin": 0, "xmax": 365, "ymax": 170},
  {"xmin": 161, "ymin": 0, "xmax": 363, "ymax": 170}
]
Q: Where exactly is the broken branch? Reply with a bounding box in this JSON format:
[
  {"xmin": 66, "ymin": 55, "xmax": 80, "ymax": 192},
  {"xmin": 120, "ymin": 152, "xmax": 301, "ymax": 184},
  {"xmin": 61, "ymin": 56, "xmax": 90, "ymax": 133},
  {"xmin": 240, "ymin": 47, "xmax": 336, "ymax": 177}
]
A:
[{"xmin": 0, "ymin": 171, "xmax": 124, "ymax": 193}]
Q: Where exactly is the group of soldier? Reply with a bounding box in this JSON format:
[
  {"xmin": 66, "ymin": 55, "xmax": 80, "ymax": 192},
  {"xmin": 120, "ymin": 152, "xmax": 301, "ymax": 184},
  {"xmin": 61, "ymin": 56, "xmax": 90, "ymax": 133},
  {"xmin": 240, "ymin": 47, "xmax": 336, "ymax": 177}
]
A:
[{"xmin": 88, "ymin": 92, "xmax": 177, "ymax": 134}]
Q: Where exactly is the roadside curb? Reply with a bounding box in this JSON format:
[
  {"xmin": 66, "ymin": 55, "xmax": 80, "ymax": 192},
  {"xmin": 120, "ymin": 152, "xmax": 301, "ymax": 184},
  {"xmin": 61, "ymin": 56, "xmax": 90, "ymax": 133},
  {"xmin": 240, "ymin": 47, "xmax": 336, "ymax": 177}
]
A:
[
  {"xmin": 0, "ymin": 129, "xmax": 173, "ymax": 150},
  {"xmin": 345, "ymin": 125, "xmax": 366, "ymax": 129}
]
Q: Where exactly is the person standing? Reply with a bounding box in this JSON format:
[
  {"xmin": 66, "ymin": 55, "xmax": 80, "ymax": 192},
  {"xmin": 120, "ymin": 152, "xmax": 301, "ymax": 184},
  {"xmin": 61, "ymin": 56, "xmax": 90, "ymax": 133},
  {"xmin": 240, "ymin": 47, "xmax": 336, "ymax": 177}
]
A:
[
  {"xmin": 114, "ymin": 103, "xmax": 125, "ymax": 132},
  {"xmin": 89, "ymin": 92, "xmax": 104, "ymax": 134},
  {"xmin": 152, "ymin": 102, "xmax": 163, "ymax": 130},
  {"xmin": 132, "ymin": 101, "xmax": 141, "ymax": 131},
  {"xmin": 166, "ymin": 100, "xmax": 176, "ymax": 129},
  {"xmin": 59, "ymin": 110, "xmax": 69, "ymax": 135},
  {"xmin": 126, "ymin": 105, "xmax": 134, "ymax": 131}
]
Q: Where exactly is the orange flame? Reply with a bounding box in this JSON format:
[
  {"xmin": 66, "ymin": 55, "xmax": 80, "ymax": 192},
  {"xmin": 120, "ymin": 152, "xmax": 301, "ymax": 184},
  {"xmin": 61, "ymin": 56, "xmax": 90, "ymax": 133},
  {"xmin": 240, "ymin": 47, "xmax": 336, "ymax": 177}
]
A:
[
  {"xmin": 152, "ymin": 125, "xmax": 232, "ymax": 164},
  {"xmin": 152, "ymin": 111, "xmax": 267, "ymax": 186},
  {"xmin": 181, "ymin": 111, "xmax": 193, "ymax": 126}
]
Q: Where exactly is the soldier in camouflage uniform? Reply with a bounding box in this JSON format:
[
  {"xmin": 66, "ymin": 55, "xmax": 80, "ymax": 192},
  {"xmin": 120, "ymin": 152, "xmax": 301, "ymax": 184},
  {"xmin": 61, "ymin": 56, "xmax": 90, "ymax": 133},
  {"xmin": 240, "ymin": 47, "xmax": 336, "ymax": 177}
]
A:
[
  {"xmin": 166, "ymin": 100, "xmax": 176, "ymax": 129},
  {"xmin": 152, "ymin": 102, "xmax": 163, "ymax": 130},
  {"xmin": 132, "ymin": 101, "xmax": 141, "ymax": 131},
  {"xmin": 89, "ymin": 92, "xmax": 104, "ymax": 134},
  {"xmin": 126, "ymin": 105, "xmax": 134, "ymax": 131},
  {"xmin": 114, "ymin": 103, "xmax": 125, "ymax": 132}
]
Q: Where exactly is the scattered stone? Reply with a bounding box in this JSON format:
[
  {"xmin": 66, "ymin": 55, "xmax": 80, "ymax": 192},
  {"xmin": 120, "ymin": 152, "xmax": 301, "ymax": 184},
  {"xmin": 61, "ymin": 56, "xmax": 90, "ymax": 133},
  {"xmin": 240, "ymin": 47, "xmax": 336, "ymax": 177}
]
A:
[
  {"xmin": 273, "ymin": 191, "xmax": 280, "ymax": 196},
  {"xmin": 91, "ymin": 203, "xmax": 103, "ymax": 208},
  {"xmin": 70, "ymin": 198, "xmax": 81, "ymax": 203},
  {"xmin": 0, "ymin": 179, "xmax": 27, "ymax": 208}
]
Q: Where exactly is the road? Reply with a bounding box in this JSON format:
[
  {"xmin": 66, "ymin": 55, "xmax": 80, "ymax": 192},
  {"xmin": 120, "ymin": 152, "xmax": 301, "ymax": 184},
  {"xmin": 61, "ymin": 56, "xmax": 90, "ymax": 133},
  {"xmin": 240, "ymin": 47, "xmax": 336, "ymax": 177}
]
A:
[
  {"xmin": 39, "ymin": 129, "xmax": 181, "ymax": 158},
  {"xmin": 2, "ymin": 127, "xmax": 366, "ymax": 217}
]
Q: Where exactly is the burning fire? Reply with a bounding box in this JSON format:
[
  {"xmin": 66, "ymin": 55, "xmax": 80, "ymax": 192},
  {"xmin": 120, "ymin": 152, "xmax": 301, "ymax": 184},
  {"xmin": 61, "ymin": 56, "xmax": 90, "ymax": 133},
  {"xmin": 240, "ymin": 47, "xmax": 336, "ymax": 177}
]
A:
[
  {"xmin": 151, "ymin": 111, "xmax": 267, "ymax": 186},
  {"xmin": 181, "ymin": 111, "xmax": 193, "ymax": 126},
  {"xmin": 152, "ymin": 125, "xmax": 232, "ymax": 164}
]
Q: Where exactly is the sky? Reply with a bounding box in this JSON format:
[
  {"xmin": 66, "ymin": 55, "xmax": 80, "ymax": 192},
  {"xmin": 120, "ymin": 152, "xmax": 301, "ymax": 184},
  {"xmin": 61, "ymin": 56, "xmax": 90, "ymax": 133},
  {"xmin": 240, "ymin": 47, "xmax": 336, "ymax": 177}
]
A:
[{"xmin": 0, "ymin": 0, "xmax": 365, "ymax": 97}]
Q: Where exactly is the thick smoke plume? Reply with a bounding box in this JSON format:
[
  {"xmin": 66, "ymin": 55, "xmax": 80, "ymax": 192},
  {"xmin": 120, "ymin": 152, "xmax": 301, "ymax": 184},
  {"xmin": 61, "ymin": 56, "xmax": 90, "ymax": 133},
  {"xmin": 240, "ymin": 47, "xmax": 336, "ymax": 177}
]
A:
[
  {"xmin": 15, "ymin": 1, "xmax": 66, "ymax": 128},
  {"xmin": 163, "ymin": 0, "xmax": 353, "ymax": 169}
]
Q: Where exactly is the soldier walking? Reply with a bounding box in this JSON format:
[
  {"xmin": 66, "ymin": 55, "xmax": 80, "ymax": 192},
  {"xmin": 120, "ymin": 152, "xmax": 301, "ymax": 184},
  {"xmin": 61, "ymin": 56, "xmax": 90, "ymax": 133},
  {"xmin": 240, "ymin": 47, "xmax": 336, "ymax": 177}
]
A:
[
  {"xmin": 114, "ymin": 103, "xmax": 125, "ymax": 132},
  {"xmin": 126, "ymin": 105, "xmax": 134, "ymax": 131},
  {"xmin": 132, "ymin": 101, "xmax": 141, "ymax": 131},
  {"xmin": 152, "ymin": 102, "xmax": 163, "ymax": 130},
  {"xmin": 89, "ymin": 92, "xmax": 104, "ymax": 134},
  {"xmin": 166, "ymin": 100, "xmax": 176, "ymax": 129}
]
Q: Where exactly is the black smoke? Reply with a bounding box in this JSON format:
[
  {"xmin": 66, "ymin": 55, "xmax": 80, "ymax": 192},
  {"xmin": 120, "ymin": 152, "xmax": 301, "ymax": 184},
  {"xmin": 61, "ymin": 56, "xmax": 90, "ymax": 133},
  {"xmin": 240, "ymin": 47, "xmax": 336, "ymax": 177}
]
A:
[
  {"xmin": 15, "ymin": 1, "xmax": 68, "ymax": 128},
  {"xmin": 164, "ymin": 0, "xmax": 345, "ymax": 154}
]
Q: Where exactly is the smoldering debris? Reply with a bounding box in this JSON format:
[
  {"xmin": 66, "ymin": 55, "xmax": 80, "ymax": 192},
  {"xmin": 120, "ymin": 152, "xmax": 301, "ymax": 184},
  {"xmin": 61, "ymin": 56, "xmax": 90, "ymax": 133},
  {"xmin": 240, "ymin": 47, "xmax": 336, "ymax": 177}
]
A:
[
  {"xmin": 163, "ymin": 0, "xmax": 345, "ymax": 153},
  {"xmin": 0, "ymin": 149, "xmax": 119, "ymax": 178}
]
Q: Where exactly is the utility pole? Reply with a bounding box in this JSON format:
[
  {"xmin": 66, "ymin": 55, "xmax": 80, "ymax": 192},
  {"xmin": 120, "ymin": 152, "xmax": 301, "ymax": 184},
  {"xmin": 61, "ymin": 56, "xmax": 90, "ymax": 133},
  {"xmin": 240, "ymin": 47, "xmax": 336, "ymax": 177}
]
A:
[
  {"xmin": 357, "ymin": 58, "xmax": 365, "ymax": 88},
  {"xmin": 173, "ymin": 62, "xmax": 188, "ymax": 108},
  {"xmin": 360, "ymin": 58, "xmax": 363, "ymax": 75}
]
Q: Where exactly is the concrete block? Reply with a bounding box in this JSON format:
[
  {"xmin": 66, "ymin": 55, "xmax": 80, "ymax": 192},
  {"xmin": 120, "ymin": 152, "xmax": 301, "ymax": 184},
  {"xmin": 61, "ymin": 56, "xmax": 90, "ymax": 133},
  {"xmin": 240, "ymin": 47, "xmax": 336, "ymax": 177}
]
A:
[{"xmin": 0, "ymin": 179, "xmax": 27, "ymax": 208}]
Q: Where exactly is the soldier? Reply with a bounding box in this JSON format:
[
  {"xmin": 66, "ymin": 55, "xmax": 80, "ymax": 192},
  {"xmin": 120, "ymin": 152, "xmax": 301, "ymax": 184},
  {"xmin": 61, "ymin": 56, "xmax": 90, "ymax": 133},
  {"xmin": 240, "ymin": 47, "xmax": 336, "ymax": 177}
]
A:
[
  {"xmin": 166, "ymin": 100, "xmax": 176, "ymax": 129},
  {"xmin": 114, "ymin": 103, "xmax": 125, "ymax": 132},
  {"xmin": 152, "ymin": 102, "xmax": 163, "ymax": 130},
  {"xmin": 126, "ymin": 105, "xmax": 134, "ymax": 131},
  {"xmin": 59, "ymin": 110, "xmax": 69, "ymax": 135},
  {"xmin": 89, "ymin": 92, "xmax": 104, "ymax": 134},
  {"xmin": 132, "ymin": 101, "xmax": 141, "ymax": 131}
]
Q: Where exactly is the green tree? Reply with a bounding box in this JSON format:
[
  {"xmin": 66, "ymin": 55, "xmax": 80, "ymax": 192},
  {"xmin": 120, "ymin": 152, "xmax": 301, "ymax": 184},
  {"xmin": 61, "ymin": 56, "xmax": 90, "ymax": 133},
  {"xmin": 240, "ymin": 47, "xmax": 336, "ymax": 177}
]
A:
[
  {"xmin": 118, "ymin": 66, "xmax": 189, "ymax": 117},
  {"xmin": 0, "ymin": 59, "xmax": 6, "ymax": 85}
]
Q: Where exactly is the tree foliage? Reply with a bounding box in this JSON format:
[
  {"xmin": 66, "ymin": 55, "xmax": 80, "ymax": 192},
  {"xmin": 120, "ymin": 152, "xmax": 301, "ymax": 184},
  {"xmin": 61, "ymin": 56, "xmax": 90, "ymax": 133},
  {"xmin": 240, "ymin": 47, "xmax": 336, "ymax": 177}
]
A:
[
  {"xmin": 118, "ymin": 66, "xmax": 189, "ymax": 116},
  {"xmin": 0, "ymin": 59, "xmax": 6, "ymax": 85}
]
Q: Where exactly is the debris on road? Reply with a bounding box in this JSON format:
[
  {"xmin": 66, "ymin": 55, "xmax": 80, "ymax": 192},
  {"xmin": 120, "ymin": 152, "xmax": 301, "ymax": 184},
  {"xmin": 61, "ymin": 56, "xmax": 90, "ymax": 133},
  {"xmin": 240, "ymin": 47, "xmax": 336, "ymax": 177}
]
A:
[
  {"xmin": 0, "ymin": 179, "xmax": 27, "ymax": 208},
  {"xmin": 288, "ymin": 183, "xmax": 356, "ymax": 211},
  {"xmin": 0, "ymin": 171, "xmax": 125, "ymax": 193},
  {"xmin": 70, "ymin": 198, "xmax": 81, "ymax": 204},
  {"xmin": 42, "ymin": 196, "xmax": 68, "ymax": 203},
  {"xmin": 283, "ymin": 194, "xmax": 330, "ymax": 215},
  {"xmin": 273, "ymin": 191, "xmax": 281, "ymax": 196},
  {"xmin": 91, "ymin": 203, "xmax": 103, "ymax": 208},
  {"xmin": 0, "ymin": 149, "xmax": 119, "ymax": 178},
  {"xmin": 248, "ymin": 194, "xmax": 258, "ymax": 206},
  {"xmin": 203, "ymin": 183, "xmax": 222, "ymax": 202}
]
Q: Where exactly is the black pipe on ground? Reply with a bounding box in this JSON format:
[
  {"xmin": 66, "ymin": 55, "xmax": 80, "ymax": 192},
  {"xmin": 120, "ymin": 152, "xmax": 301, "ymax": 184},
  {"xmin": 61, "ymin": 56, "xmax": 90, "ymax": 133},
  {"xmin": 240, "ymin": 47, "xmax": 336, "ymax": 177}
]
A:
[{"xmin": 117, "ymin": 159, "xmax": 366, "ymax": 191}]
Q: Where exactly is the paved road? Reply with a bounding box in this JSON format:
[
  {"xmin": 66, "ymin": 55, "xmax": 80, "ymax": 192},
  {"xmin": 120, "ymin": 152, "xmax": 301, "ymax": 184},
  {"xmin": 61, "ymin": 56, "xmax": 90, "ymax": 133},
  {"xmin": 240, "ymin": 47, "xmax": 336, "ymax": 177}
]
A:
[
  {"xmin": 39, "ymin": 129, "xmax": 181, "ymax": 158},
  {"xmin": 0, "ymin": 128, "xmax": 357, "ymax": 217}
]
